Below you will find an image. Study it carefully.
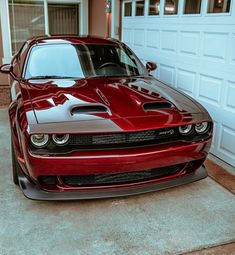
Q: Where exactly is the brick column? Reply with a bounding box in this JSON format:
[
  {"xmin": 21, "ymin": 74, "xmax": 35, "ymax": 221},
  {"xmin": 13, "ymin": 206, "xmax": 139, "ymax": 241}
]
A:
[{"xmin": 0, "ymin": 21, "xmax": 10, "ymax": 107}]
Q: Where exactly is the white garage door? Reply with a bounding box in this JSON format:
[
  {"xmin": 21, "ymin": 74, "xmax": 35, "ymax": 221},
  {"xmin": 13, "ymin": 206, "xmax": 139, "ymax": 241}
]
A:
[{"xmin": 122, "ymin": 0, "xmax": 235, "ymax": 167}]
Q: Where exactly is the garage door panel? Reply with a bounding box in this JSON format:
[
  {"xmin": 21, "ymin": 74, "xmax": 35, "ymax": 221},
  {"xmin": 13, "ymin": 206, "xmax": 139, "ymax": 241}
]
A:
[
  {"xmin": 133, "ymin": 29, "xmax": 145, "ymax": 46},
  {"xmin": 231, "ymin": 34, "xmax": 235, "ymax": 63},
  {"xmin": 179, "ymin": 31, "xmax": 200, "ymax": 56},
  {"xmin": 159, "ymin": 64, "xmax": 175, "ymax": 87},
  {"xmin": 202, "ymin": 32, "xmax": 228, "ymax": 62},
  {"xmin": 176, "ymin": 69, "xmax": 196, "ymax": 96},
  {"xmin": 218, "ymin": 125, "xmax": 235, "ymax": 164},
  {"xmin": 122, "ymin": 28, "xmax": 132, "ymax": 46},
  {"xmin": 146, "ymin": 29, "xmax": 160, "ymax": 49},
  {"xmin": 220, "ymin": 125, "xmax": 235, "ymax": 156},
  {"xmin": 161, "ymin": 30, "xmax": 177, "ymax": 53},
  {"xmin": 198, "ymin": 74, "xmax": 222, "ymax": 107},
  {"xmin": 225, "ymin": 81, "xmax": 235, "ymax": 112}
]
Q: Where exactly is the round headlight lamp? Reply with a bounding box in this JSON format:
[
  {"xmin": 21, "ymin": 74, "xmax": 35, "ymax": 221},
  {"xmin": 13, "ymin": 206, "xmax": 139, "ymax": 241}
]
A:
[
  {"xmin": 30, "ymin": 134, "xmax": 49, "ymax": 148},
  {"xmin": 195, "ymin": 122, "xmax": 209, "ymax": 134},
  {"xmin": 179, "ymin": 125, "xmax": 193, "ymax": 135},
  {"xmin": 52, "ymin": 134, "xmax": 70, "ymax": 146}
]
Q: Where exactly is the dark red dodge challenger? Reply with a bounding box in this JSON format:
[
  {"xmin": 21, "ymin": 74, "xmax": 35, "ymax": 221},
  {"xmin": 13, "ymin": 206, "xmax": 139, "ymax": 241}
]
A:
[{"xmin": 0, "ymin": 36, "xmax": 213, "ymax": 200}]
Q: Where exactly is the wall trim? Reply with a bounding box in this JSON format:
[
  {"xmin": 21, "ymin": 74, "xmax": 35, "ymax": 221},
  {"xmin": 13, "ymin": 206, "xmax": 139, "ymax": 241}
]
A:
[
  {"xmin": 111, "ymin": 0, "xmax": 121, "ymax": 39},
  {"xmin": 0, "ymin": 0, "xmax": 12, "ymax": 64}
]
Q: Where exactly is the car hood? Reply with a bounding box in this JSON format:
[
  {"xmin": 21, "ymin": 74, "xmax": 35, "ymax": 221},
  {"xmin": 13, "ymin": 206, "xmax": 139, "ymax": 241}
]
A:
[{"xmin": 25, "ymin": 76, "xmax": 209, "ymax": 132}]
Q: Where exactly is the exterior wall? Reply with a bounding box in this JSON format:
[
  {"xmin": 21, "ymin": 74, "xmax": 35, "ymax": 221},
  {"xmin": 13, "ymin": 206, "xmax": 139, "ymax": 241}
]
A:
[
  {"xmin": 89, "ymin": 0, "xmax": 107, "ymax": 36},
  {"xmin": 0, "ymin": 21, "xmax": 10, "ymax": 107}
]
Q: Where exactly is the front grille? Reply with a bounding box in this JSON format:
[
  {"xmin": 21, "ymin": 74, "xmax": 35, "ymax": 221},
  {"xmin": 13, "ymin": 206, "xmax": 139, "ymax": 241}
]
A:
[
  {"xmin": 61, "ymin": 164, "xmax": 184, "ymax": 187},
  {"xmin": 30, "ymin": 126, "xmax": 211, "ymax": 154},
  {"xmin": 68, "ymin": 128, "xmax": 178, "ymax": 149}
]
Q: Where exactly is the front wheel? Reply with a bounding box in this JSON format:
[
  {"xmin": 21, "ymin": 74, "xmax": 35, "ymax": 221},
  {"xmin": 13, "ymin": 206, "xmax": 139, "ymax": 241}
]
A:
[{"xmin": 11, "ymin": 141, "xmax": 20, "ymax": 185}]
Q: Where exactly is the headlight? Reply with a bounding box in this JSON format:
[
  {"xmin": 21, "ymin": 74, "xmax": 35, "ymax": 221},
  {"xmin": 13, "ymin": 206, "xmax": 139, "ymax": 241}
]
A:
[
  {"xmin": 195, "ymin": 122, "xmax": 209, "ymax": 134},
  {"xmin": 52, "ymin": 134, "xmax": 70, "ymax": 146},
  {"xmin": 179, "ymin": 125, "xmax": 193, "ymax": 135},
  {"xmin": 30, "ymin": 134, "xmax": 49, "ymax": 148}
]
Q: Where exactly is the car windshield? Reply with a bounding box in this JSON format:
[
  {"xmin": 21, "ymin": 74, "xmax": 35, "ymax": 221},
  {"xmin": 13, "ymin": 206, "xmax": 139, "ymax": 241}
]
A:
[{"xmin": 24, "ymin": 43, "xmax": 147, "ymax": 79}]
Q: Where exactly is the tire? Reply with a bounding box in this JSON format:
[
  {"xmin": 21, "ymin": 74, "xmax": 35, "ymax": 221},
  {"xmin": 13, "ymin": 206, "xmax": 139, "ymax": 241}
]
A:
[{"xmin": 11, "ymin": 141, "xmax": 20, "ymax": 185}]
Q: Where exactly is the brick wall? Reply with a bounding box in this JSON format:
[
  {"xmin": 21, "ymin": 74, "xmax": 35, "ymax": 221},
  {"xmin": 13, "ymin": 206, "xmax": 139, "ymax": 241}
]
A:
[
  {"xmin": 0, "ymin": 85, "xmax": 10, "ymax": 107},
  {"xmin": 0, "ymin": 20, "xmax": 10, "ymax": 107}
]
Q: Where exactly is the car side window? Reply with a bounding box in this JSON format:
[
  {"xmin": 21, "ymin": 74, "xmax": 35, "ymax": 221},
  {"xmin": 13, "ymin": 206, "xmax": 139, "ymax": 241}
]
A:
[{"xmin": 117, "ymin": 48, "xmax": 137, "ymax": 68}]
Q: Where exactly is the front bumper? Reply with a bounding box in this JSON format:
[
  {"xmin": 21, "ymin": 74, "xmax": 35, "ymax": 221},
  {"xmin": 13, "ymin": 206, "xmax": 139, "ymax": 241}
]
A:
[
  {"xmin": 23, "ymin": 139, "xmax": 211, "ymax": 180},
  {"xmin": 18, "ymin": 166, "xmax": 207, "ymax": 201}
]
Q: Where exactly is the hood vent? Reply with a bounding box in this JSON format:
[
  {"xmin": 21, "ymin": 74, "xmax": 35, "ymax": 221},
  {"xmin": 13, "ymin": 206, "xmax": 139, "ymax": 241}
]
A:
[
  {"xmin": 71, "ymin": 105, "xmax": 109, "ymax": 115},
  {"xmin": 143, "ymin": 102, "xmax": 173, "ymax": 111}
]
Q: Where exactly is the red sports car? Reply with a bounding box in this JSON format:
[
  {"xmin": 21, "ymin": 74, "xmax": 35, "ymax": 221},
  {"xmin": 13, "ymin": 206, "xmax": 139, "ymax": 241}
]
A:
[{"xmin": 0, "ymin": 36, "xmax": 213, "ymax": 200}]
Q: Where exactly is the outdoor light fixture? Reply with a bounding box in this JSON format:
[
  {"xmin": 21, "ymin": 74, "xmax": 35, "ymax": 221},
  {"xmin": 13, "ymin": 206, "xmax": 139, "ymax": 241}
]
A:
[{"xmin": 105, "ymin": 0, "xmax": 112, "ymax": 13}]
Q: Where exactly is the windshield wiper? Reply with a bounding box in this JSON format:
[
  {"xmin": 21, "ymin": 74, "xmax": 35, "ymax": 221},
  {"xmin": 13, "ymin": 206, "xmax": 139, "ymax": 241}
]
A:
[
  {"xmin": 88, "ymin": 74, "xmax": 135, "ymax": 78},
  {"xmin": 27, "ymin": 75, "xmax": 81, "ymax": 80},
  {"xmin": 88, "ymin": 75, "xmax": 109, "ymax": 78}
]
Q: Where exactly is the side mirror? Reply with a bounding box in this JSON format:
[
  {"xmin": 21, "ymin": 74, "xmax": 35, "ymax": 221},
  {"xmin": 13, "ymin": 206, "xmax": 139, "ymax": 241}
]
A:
[
  {"xmin": 146, "ymin": 62, "xmax": 157, "ymax": 72},
  {"xmin": 0, "ymin": 64, "xmax": 13, "ymax": 74}
]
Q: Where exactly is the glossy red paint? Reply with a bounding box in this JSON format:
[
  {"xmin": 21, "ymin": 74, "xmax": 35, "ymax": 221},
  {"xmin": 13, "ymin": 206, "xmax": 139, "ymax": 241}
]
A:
[
  {"xmin": 25, "ymin": 140, "xmax": 210, "ymax": 180},
  {"xmin": 1, "ymin": 36, "xmax": 213, "ymax": 200},
  {"xmin": 25, "ymin": 76, "xmax": 207, "ymax": 128}
]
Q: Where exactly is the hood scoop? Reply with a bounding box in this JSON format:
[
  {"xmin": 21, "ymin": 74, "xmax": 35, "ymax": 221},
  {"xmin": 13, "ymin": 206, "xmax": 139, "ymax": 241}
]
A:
[
  {"xmin": 71, "ymin": 105, "xmax": 110, "ymax": 115},
  {"xmin": 143, "ymin": 102, "xmax": 173, "ymax": 111}
]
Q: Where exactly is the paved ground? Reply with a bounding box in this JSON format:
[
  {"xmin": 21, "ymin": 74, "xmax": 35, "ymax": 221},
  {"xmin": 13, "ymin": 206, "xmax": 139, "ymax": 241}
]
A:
[{"xmin": 0, "ymin": 108, "xmax": 235, "ymax": 255}]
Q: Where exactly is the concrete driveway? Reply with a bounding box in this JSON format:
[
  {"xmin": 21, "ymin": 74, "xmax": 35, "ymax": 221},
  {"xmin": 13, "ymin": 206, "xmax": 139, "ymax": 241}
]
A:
[{"xmin": 0, "ymin": 109, "xmax": 235, "ymax": 255}]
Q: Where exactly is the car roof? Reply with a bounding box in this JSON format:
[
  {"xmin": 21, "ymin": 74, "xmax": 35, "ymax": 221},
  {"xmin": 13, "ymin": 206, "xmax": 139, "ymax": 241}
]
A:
[{"xmin": 27, "ymin": 35, "xmax": 122, "ymax": 46}]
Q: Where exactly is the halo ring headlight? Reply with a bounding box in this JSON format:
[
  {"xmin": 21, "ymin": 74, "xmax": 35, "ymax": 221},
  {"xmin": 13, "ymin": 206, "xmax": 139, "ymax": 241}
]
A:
[
  {"xmin": 195, "ymin": 122, "xmax": 209, "ymax": 134},
  {"xmin": 52, "ymin": 134, "xmax": 70, "ymax": 146},
  {"xmin": 179, "ymin": 125, "xmax": 193, "ymax": 135},
  {"xmin": 30, "ymin": 134, "xmax": 49, "ymax": 148}
]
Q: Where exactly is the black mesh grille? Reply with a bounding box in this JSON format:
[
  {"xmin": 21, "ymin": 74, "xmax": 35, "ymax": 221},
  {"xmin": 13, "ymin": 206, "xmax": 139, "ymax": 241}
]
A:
[
  {"xmin": 61, "ymin": 164, "xmax": 184, "ymax": 187},
  {"xmin": 68, "ymin": 128, "xmax": 178, "ymax": 148}
]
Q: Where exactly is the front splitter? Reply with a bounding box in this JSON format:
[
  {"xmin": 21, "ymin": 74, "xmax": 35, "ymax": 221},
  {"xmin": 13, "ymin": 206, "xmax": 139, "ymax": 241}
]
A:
[{"xmin": 18, "ymin": 167, "xmax": 208, "ymax": 201}]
